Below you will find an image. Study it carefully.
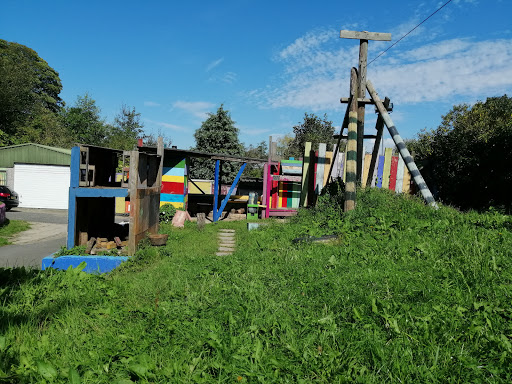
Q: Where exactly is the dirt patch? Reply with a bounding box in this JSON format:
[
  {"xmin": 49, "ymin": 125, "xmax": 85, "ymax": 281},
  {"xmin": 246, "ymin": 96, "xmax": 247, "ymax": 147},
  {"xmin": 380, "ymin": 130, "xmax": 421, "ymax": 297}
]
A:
[{"xmin": 11, "ymin": 222, "xmax": 68, "ymax": 245}]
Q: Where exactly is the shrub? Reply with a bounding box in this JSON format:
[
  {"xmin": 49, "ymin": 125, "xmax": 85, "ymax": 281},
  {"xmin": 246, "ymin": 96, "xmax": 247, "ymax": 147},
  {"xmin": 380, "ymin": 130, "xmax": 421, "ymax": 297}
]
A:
[{"xmin": 159, "ymin": 203, "xmax": 177, "ymax": 223}]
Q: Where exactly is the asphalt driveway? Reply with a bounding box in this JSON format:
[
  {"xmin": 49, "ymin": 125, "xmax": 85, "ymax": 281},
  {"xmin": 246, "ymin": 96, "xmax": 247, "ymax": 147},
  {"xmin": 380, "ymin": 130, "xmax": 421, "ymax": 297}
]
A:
[{"xmin": 0, "ymin": 208, "xmax": 68, "ymax": 269}]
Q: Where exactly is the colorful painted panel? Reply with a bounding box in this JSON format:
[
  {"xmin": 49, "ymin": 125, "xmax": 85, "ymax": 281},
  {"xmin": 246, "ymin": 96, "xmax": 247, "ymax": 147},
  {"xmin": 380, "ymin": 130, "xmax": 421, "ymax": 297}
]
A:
[{"xmin": 161, "ymin": 155, "xmax": 187, "ymax": 209}]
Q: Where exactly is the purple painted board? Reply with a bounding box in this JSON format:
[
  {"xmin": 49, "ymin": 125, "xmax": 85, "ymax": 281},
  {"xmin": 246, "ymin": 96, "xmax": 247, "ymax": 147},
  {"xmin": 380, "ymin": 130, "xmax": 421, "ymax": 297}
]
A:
[{"xmin": 377, "ymin": 155, "xmax": 385, "ymax": 188}]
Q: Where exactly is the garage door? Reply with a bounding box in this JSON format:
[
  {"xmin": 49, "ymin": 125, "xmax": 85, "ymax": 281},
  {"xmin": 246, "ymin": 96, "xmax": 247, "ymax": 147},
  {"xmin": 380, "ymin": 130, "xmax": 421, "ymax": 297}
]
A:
[{"xmin": 14, "ymin": 164, "xmax": 70, "ymax": 209}]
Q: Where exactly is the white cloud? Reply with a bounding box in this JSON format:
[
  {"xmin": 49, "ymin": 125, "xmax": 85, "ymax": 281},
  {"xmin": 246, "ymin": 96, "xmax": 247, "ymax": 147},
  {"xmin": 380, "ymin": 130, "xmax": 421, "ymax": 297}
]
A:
[
  {"xmin": 144, "ymin": 101, "xmax": 161, "ymax": 107},
  {"xmin": 172, "ymin": 101, "xmax": 215, "ymax": 119},
  {"xmin": 254, "ymin": 28, "xmax": 512, "ymax": 111},
  {"xmin": 145, "ymin": 119, "xmax": 190, "ymax": 132},
  {"xmin": 206, "ymin": 57, "xmax": 224, "ymax": 72}
]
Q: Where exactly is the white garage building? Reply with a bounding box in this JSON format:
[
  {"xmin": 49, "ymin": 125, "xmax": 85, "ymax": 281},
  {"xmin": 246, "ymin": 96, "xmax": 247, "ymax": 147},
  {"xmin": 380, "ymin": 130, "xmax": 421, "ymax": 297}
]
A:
[{"xmin": 0, "ymin": 144, "xmax": 71, "ymax": 210}]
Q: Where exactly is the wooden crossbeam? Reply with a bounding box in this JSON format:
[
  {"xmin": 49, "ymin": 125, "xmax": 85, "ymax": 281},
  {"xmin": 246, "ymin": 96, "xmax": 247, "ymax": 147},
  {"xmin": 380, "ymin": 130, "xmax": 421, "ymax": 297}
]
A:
[
  {"xmin": 333, "ymin": 134, "xmax": 377, "ymax": 140},
  {"xmin": 340, "ymin": 97, "xmax": 373, "ymax": 104},
  {"xmin": 339, "ymin": 30, "xmax": 391, "ymax": 41}
]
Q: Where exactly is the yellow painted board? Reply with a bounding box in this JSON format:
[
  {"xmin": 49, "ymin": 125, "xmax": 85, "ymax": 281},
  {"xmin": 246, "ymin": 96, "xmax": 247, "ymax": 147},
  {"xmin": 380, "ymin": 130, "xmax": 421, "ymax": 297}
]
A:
[
  {"xmin": 362, "ymin": 153, "xmax": 372, "ymax": 188},
  {"xmin": 162, "ymin": 175, "xmax": 185, "ymax": 183},
  {"xmin": 382, "ymin": 148, "xmax": 392, "ymax": 189},
  {"xmin": 188, "ymin": 180, "xmax": 212, "ymax": 194},
  {"xmin": 160, "ymin": 201, "xmax": 184, "ymax": 208},
  {"xmin": 278, "ymin": 181, "xmax": 283, "ymax": 208},
  {"xmin": 115, "ymin": 197, "xmax": 126, "ymax": 214},
  {"xmin": 403, "ymin": 166, "xmax": 411, "ymax": 193},
  {"xmin": 323, "ymin": 151, "xmax": 333, "ymax": 186}
]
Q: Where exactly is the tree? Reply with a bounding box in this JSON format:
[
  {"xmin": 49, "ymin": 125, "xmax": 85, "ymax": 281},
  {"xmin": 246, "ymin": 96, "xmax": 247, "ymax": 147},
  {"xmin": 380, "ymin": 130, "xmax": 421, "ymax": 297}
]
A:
[
  {"xmin": 61, "ymin": 94, "xmax": 109, "ymax": 146},
  {"xmin": 285, "ymin": 113, "xmax": 335, "ymax": 159},
  {"xmin": 408, "ymin": 95, "xmax": 512, "ymax": 212},
  {"xmin": 106, "ymin": 105, "xmax": 144, "ymax": 150},
  {"xmin": 244, "ymin": 140, "xmax": 268, "ymax": 178},
  {"xmin": 0, "ymin": 39, "xmax": 63, "ymax": 145},
  {"xmin": 190, "ymin": 105, "xmax": 244, "ymax": 183}
]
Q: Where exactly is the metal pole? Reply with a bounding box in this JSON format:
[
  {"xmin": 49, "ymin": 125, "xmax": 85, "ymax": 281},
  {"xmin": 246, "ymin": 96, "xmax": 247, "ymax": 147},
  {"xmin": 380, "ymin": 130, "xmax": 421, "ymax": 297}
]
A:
[{"xmin": 366, "ymin": 80, "xmax": 438, "ymax": 208}]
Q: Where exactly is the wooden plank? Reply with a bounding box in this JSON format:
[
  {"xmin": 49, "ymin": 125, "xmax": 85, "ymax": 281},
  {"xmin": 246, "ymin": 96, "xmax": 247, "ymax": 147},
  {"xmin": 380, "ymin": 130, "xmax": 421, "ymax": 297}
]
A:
[
  {"xmin": 402, "ymin": 164, "xmax": 411, "ymax": 194},
  {"xmin": 339, "ymin": 30, "xmax": 391, "ymax": 41},
  {"xmin": 272, "ymin": 175, "xmax": 302, "ymax": 182},
  {"xmin": 382, "ymin": 148, "xmax": 392, "ymax": 189},
  {"xmin": 300, "ymin": 142, "xmax": 312, "ymax": 207},
  {"xmin": 395, "ymin": 155, "xmax": 405, "ymax": 193},
  {"xmin": 389, "ymin": 156, "xmax": 399, "ymax": 191},
  {"xmin": 366, "ymin": 97, "xmax": 390, "ymax": 187},
  {"xmin": 362, "ymin": 153, "xmax": 372, "ymax": 188},
  {"xmin": 340, "ymin": 97, "xmax": 373, "ymax": 104},
  {"xmin": 376, "ymin": 155, "xmax": 385, "ymax": 188},
  {"xmin": 315, "ymin": 143, "xmax": 326, "ymax": 194},
  {"xmin": 323, "ymin": 151, "xmax": 333, "ymax": 187}
]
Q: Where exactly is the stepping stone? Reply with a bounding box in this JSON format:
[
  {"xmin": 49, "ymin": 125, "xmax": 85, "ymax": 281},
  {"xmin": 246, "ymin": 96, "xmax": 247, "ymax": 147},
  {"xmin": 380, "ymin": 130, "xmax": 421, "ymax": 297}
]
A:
[
  {"xmin": 219, "ymin": 229, "xmax": 235, "ymax": 233},
  {"xmin": 219, "ymin": 241, "xmax": 235, "ymax": 246},
  {"xmin": 218, "ymin": 246, "xmax": 235, "ymax": 252},
  {"xmin": 216, "ymin": 252, "xmax": 232, "ymax": 256}
]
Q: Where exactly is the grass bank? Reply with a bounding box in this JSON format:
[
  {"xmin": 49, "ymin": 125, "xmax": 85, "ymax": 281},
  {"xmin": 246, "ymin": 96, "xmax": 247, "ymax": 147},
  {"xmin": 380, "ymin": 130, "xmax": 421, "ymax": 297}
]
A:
[{"xmin": 0, "ymin": 189, "xmax": 511, "ymax": 382}]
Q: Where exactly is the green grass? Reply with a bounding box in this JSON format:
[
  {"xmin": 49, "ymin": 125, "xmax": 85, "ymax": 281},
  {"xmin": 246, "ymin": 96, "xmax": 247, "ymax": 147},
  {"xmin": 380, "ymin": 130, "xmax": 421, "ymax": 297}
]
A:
[
  {"xmin": 0, "ymin": 189, "xmax": 511, "ymax": 382},
  {"xmin": 0, "ymin": 219, "xmax": 30, "ymax": 246}
]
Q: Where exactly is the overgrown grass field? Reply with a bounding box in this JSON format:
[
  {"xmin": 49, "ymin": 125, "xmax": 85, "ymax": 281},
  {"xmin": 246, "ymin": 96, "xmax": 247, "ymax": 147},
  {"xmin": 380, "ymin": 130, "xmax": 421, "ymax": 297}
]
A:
[{"xmin": 1, "ymin": 189, "xmax": 511, "ymax": 382}]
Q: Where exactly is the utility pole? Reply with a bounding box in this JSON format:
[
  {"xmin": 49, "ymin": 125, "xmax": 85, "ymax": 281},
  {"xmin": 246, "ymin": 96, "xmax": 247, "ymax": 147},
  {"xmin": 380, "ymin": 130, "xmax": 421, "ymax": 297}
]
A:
[{"xmin": 339, "ymin": 30, "xmax": 391, "ymax": 184}]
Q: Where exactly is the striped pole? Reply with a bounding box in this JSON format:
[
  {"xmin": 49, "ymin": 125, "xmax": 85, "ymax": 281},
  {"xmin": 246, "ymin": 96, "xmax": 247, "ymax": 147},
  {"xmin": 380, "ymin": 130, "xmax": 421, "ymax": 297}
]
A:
[
  {"xmin": 344, "ymin": 68, "xmax": 358, "ymax": 211},
  {"xmin": 366, "ymin": 80, "xmax": 438, "ymax": 208}
]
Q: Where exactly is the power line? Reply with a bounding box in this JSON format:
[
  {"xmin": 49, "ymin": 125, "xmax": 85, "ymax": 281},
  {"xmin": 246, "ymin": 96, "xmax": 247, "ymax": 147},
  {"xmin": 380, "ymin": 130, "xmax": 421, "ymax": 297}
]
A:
[{"xmin": 367, "ymin": 0, "xmax": 454, "ymax": 66}]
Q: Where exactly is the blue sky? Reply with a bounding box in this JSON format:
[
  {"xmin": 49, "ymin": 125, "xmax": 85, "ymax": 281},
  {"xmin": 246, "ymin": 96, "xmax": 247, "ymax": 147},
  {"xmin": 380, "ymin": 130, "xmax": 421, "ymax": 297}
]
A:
[{"xmin": 2, "ymin": 0, "xmax": 511, "ymax": 152}]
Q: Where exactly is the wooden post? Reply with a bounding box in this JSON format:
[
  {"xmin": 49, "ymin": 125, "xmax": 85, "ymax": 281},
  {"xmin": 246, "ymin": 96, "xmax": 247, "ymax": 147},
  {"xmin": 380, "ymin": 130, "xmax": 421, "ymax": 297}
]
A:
[
  {"xmin": 344, "ymin": 68, "xmax": 358, "ymax": 211},
  {"xmin": 197, "ymin": 212, "xmax": 205, "ymax": 230},
  {"xmin": 366, "ymin": 80, "xmax": 437, "ymax": 208},
  {"xmin": 357, "ymin": 39, "xmax": 367, "ymax": 184},
  {"xmin": 340, "ymin": 30, "xmax": 391, "ymax": 184}
]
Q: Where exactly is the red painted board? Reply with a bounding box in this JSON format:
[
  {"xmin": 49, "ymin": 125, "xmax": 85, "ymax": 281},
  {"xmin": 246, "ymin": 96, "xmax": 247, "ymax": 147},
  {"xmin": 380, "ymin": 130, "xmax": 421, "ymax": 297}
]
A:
[
  {"xmin": 389, "ymin": 156, "xmax": 399, "ymax": 191},
  {"xmin": 282, "ymin": 181, "xmax": 288, "ymax": 208},
  {"xmin": 161, "ymin": 181, "xmax": 185, "ymax": 194}
]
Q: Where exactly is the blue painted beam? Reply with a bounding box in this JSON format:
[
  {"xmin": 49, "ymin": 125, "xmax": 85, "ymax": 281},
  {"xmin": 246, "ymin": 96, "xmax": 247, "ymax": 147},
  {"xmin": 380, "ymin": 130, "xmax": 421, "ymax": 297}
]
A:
[
  {"xmin": 74, "ymin": 188, "xmax": 129, "ymax": 198},
  {"xmin": 214, "ymin": 163, "xmax": 246, "ymax": 222},
  {"xmin": 213, "ymin": 160, "xmax": 220, "ymax": 222},
  {"xmin": 70, "ymin": 146, "xmax": 80, "ymax": 188}
]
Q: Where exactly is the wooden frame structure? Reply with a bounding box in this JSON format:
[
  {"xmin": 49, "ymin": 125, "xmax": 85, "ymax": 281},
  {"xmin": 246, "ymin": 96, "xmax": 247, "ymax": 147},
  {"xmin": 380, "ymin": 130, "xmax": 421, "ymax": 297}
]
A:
[
  {"xmin": 330, "ymin": 30, "xmax": 437, "ymax": 210},
  {"xmin": 67, "ymin": 141, "xmax": 163, "ymax": 256}
]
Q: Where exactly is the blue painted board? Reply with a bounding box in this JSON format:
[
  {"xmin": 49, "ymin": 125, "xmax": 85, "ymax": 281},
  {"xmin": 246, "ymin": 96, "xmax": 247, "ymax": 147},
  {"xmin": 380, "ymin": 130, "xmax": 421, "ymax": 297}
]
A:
[
  {"xmin": 42, "ymin": 255, "xmax": 130, "ymax": 274},
  {"xmin": 160, "ymin": 193, "xmax": 185, "ymax": 203}
]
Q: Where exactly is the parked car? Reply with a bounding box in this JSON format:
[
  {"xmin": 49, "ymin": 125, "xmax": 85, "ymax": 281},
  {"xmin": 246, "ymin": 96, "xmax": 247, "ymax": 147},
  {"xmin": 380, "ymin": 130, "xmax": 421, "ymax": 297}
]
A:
[{"xmin": 0, "ymin": 186, "xmax": 19, "ymax": 210}]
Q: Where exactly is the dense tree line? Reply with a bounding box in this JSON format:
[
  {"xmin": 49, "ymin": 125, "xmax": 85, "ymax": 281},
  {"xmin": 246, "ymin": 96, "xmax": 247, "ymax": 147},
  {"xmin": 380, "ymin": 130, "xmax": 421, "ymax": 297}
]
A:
[
  {"xmin": 408, "ymin": 95, "xmax": 512, "ymax": 212},
  {"xmin": 0, "ymin": 39, "xmax": 144, "ymax": 150}
]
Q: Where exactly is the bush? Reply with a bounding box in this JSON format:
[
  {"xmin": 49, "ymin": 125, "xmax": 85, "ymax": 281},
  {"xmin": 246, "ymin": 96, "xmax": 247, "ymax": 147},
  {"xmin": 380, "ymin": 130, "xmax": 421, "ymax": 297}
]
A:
[{"xmin": 159, "ymin": 203, "xmax": 177, "ymax": 223}]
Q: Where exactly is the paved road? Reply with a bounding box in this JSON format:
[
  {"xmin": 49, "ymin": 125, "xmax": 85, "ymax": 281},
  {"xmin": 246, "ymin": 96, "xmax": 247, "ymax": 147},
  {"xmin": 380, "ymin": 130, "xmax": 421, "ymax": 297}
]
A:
[{"xmin": 0, "ymin": 208, "xmax": 68, "ymax": 269}]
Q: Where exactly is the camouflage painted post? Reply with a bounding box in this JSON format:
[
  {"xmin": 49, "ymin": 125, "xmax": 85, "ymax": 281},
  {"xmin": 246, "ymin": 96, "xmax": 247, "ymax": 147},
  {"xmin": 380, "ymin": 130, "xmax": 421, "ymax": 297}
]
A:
[{"xmin": 344, "ymin": 68, "xmax": 359, "ymax": 211}]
